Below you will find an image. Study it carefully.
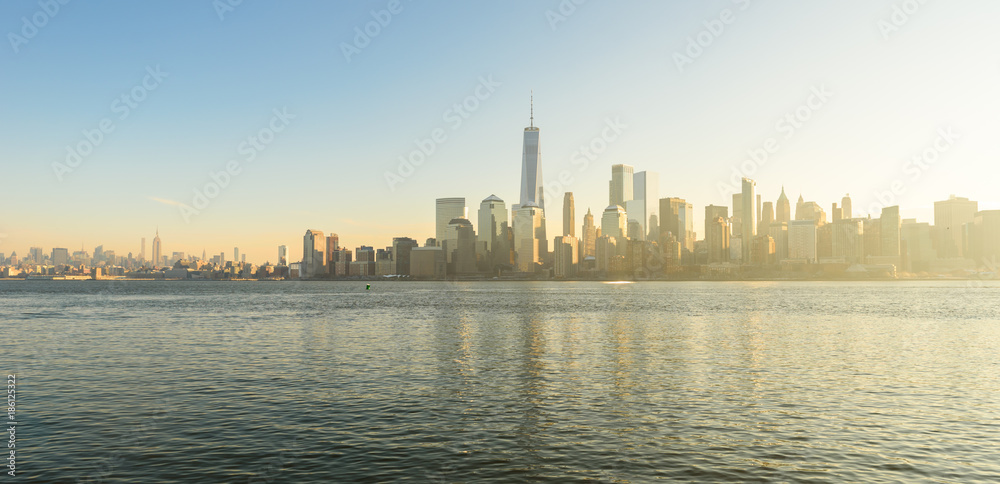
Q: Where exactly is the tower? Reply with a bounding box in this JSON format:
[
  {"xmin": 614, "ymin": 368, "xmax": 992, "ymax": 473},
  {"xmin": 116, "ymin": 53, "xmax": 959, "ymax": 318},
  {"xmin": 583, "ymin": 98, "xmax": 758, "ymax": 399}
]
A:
[
  {"xmin": 151, "ymin": 229, "xmax": 162, "ymax": 268},
  {"xmin": 519, "ymin": 92, "xmax": 544, "ymax": 210},
  {"xmin": 563, "ymin": 192, "xmax": 575, "ymax": 237},
  {"xmin": 609, "ymin": 164, "xmax": 634, "ymax": 208},
  {"xmin": 741, "ymin": 178, "xmax": 756, "ymax": 263},
  {"xmin": 478, "ymin": 195, "xmax": 507, "ymax": 256},
  {"xmin": 435, "ymin": 198, "xmax": 467, "ymax": 246},
  {"xmin": 776, "ymin": 187, "xmax": 790, "ymax": 224},
  {"xmin": 582, "ymin": 208, "xmax": 597, "ymax": 258}
]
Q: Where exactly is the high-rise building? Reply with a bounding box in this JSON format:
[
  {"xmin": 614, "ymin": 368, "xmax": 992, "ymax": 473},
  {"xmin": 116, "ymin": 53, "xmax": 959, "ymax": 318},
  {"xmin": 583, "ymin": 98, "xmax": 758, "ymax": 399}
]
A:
[
  {"xmin": 302, "ymin": 229, "xmax": 325, "ymax": 278},
  {"xmin": 519, "ymin": 94, "xmax": 544, "ymax": 211},
  {"xmin": 563, "ymin": 192, "xmax": 575, "ymax": 237},
  {"xmin": 601, "ymin": 205, "xmax": 627, "ymax": 240},
  {"xmin": 660, "ymin": 198, "xmax": 694, "ymax": 256},
  {"xmin": 477, "ymin": 195, "xmax": 507, "ymax": 257},
  {"xmin": 759, "ymin": 201, "xmax": 774, "ymax": 235},
  {"xmin": 880, "ymin": 206, "xmax": 901, "ymax": 259},
  {"xmin": 609, "ymin": 164, "xmax": 634, "ymax": 208},
  {"xmin": 582, "ymin": 208, "xmax": 597, "ymax": 258},
  {"xmin": 51, "ymin": 248, "xmax": 69, "ymax": 266},
  {"xmin": 595, "ymin": 235, "xmax": 618, "ymax": 273},
  {"xmin": 705, "ymin": 204, "xmax": 730, "ymax": 264},
  {"xmin": 788, "ymin": 220, "xmax": 817, "ymax": 262},
  {"xmin": 768, "ymin": 222, "xmax": 788, "ymax": 262},
  {"xmin": 514, "ymin": 203, "xmax": 544, "ymax": 272},
  {"xmin": 831, "ymin": 203, "xmax": 843, "ymax": 222},
  {"xmin": 234, "ymin": 247, "xmax": 240, "ymax": 264},
  {"xmin": 741, "ymin": 178, "xmax": 756, "ymax": 263},
  {"xmin": 629, "ymin": 171, "xmax": 659, "ymax": 242},
  {"xmin": 444, "ymin": 217, "xmax": 477, "ymax": 274},
  {"xmin": 842, "ymin": 194, "xmax": 853, "ymax": 220},
  {"xmin": 152, "ymin": 230, "xmax": 162, "ymax": 268},
  {"xmin": 863, "ymin": 217, "xmax": 882, "ymax": 260},
  {"xmin": 325, "ymin": 234, "xmax": 340, "ymax": 271},
  {"xmin": 436, "ymin": 198, "xmax": 467, "ymax": 246},
  {"xmin": 776, "ymin": 187, "xmax": 791, "ymax": 224},
  {"xmin": 553, "ymin": 236, "xmax": 579, "ymax": 278},
  {"xmin": 278, "ymin": 245, "xmax": 288, "ymax": 265},
  {"xmin": 968, "ymin": 211, "xmax": 1000, "ymax": 265},
  {"xmin": 140, "ymin": 237, "xmax": 146, "ymax": 262},
  {"xmin": 391, "ymin": 237, "xmax": 419, "ymax": 275},
  {"xmin": 901, "ymin": 219, "xmax": 934, "ymax": 272},
  {"xmin": 934, "ymin": 195, "xmax": 978, "ymax": 259},
  {"xmin": 832, "ymin": 219, "xmax": 864, "ymax": 264}
]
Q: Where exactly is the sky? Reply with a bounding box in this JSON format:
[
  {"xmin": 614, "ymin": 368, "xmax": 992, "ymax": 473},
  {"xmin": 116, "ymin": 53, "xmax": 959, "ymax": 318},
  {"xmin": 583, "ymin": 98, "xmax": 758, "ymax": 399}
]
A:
[{"xmin": 2, "ymin": 0, "xmax": 999, "ymax": 264}]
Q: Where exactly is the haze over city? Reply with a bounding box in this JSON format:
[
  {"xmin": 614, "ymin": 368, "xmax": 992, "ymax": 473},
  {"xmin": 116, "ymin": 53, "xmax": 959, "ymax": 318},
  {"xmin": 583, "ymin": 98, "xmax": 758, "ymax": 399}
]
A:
[{"xmin": 3, "ymin": 0, "xmax": 1000, "ymax": 264}]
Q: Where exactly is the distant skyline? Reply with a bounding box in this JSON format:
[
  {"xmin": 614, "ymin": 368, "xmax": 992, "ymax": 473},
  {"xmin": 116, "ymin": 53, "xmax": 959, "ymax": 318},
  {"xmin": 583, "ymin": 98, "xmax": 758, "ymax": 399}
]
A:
[{"xmin": 4, "ymin": 1, "xmax": 1000, "ymax": 263}]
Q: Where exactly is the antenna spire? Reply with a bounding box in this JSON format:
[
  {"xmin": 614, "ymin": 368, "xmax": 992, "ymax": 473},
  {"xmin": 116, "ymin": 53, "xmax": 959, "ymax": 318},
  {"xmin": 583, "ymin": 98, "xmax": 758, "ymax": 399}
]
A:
[{"xmin": 530, "ymin": 90, "xmax": 534, "ymax": 128}]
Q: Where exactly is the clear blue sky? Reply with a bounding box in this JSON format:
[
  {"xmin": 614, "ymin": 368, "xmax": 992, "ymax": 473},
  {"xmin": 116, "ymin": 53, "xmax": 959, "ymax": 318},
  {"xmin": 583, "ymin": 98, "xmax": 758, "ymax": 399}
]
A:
[{"xmin": 2, "ymin": 0, "xmax": 999, "ymax": 263}]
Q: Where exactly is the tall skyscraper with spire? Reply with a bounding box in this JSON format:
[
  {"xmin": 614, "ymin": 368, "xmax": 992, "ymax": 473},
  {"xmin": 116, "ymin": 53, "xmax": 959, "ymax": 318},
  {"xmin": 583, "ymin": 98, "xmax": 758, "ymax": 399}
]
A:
[
  {"xmin": 776, "ymin": 187, "xmax": 791, "ymax": 224},
  {"xmin": 151, "ymin": 229, "xmax": 162, "ymax": 268},
  {"xmin": 563, "ymin": 192, "xmax": 575, "ymax": 237},
  {"xmin": 518, "ymin": 93, "xmax": 546, "ymax": 258},
  {"xmin": 519, "ymin": 92, "xmax": 544, "ymax": 211}
]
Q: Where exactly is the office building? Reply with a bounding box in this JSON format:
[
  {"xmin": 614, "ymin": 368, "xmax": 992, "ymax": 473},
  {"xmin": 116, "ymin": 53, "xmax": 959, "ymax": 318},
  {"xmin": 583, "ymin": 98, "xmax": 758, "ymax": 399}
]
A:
[
  {"xmin": 563, "ymin": 192, "xmax": 575, "ymax": 237},
  {"xmin": 582, "ymin": 208, "xmax": 597, "ymax": 258},
  {"xmin": 934, "ymin": 195, "xmax": 978, "ymax": 259},
  {"xmin": 601, "ymin": 205, "xmax": 627, "ymax": 240},
  {"xmin": 609, "ymin": 164, "xmax": 634, "ymax": 208},
  {"xmin": 435, "ymin": 198, "xmax": 467, "ymax": 246}
]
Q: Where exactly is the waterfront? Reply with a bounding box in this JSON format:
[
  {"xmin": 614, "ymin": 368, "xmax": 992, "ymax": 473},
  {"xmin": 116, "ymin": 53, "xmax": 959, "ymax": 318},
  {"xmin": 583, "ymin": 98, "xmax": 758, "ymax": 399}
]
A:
[{"xmin": 3, "ymin": 281, "xmax": 999, "ymax": 482}]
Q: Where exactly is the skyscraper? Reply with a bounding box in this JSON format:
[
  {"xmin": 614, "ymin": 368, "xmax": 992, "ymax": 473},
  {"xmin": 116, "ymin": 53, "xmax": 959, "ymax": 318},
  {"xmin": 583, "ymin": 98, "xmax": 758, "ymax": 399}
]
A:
[
  {"xmin": 934, "ymin": 195, "xmax": 978, "ymax": 259},
  {"xmin": 517, "ymin": 95, "xmax": 546, "ymax": 260},
  {"xmin": 278, "ymin": 245, "xmax": 288, "ymax": 265},
  {"xmin": 776, "ymin": 187, "xmax": 790, "ymax": 224},
  {"xmin": 436, "ymin": 198, "xmax": 467, "ymax": 246},
  {"xmin": 788, "ymin": 220, "xmax": 817, "ymax": 262},
  {"xmin": 630, "ymin": 171, "xmax": 659, "ymax": 242},
  {"xmin": 514, "ymin": 202, "xmax": 544, "ymax": 272},
  {"xmin": 519, "ymin": 94, "xmax": 544, "ymax": 211},
  {"xmin": 880, "ymin": 206, "xmax": 901, "ymax": 259},
  {"xmin": 842, "ymin": 194, "xmax": 853, "ymax": 220},
  {"xmin": 302, "ymin": 229, "xmax": 325, "ymax": 278},
  {"xmin": 582, "ymin": 208, "xmax": 597, "ymax": 258},
  {"xmin": 478, "ymin": 195, "xmax": 507, "ymax": 256},
  {"xmin": 705, "ymin": 205, "xmax": 730, "ymax": 263},
  {"xmin": 609, "ymin": 164, "xmax": 634, "ymax": 207},
  {"xmin": 563, "ymin": 192, "xmax": 575, "ymax": 237},
  {"xmin": 326, "ymin": 234, "xmax": 340, "ymax": 271},
  {"xmin": 234, "ymin": 247, "xmax": 240, "ymax": 264},
  {"xmin": 660, "ymin": 198, "xmax": 694, "ymax": 256},
  {"xmin": 741, "ymin": 178, "xmax": 756, "ymax": 263},
  {"xmin": 759, "ymin": 201, "xmax": 774, "ymax": 235},
  {"xmin": 601, "ymin": 205, "xmax": 627, "ymax": 240},
  {"xmin": 152, "ymin": 229, "xmax": 162, "ymax": 268}
]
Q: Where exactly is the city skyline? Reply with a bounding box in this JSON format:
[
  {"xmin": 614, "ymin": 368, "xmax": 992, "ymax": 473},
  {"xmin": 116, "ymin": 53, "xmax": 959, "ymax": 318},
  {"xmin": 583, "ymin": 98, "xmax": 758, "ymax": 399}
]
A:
[{"xmin": 4, "ymin": 1, "xmax": 1000, "ymax": 262}]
